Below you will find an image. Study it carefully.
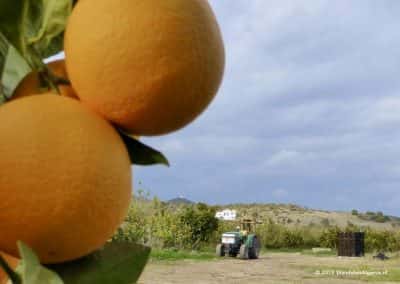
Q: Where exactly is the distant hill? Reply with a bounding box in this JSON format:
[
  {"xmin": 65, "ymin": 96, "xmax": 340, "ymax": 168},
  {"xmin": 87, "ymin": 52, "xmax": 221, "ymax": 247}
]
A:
[
  {"xmin": 137, "ymin": 197, "xmax": 400, "ymax": 231},
  {"xmin": 167, "ymin": 197, "xmax": 194, "ymax": 205},
  {"xmin": 216, "ymin": 203, "xmax": 400, "ymax": 231}
]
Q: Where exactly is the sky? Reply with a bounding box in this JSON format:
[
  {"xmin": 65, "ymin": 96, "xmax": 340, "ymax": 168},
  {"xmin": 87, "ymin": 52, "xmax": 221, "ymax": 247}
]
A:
[{"xmin": 53, "ymin": 1, "xmax": 400, "ymax": 215}]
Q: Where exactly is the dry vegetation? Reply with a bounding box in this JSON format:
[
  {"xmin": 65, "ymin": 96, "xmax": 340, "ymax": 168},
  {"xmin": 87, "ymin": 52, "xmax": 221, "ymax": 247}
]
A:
[
  {"xmin": 221, "ymin": 203, "xmax": 400, "ymax": 230},
  {"xmin": 113, "ymin": 195, "xmax": 400, "ymax": 253}
]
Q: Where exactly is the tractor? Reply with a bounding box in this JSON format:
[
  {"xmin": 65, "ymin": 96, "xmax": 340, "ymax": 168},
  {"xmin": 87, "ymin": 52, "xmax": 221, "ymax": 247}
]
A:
[{"xmin": 216, "ymin": 218, "xmax": 261, "ymax": 259}]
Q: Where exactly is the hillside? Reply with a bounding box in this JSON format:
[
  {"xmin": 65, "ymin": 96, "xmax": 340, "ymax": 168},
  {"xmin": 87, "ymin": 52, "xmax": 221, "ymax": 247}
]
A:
[
  {"xmin": 138, "ymin": 194, "xmax": 400, "ymax": 231},
  {"xmin": 216, "ymin": 203, "xmax": 400, "ymax": 231},
  {"xmin": 167, "ymin": 197, "xmax": 194, "ymax": 205},
  {"xmin": 116, "ymin": 197, "xmax": 400, "ymax": 252}
]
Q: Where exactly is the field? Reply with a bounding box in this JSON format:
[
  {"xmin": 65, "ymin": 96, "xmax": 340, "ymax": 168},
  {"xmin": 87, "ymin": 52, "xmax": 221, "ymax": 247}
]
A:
[
  {"xmin": 138, "ymin": 250, "xmax": 400, "ymax": 283},
  {"xmin": 113, "ymin": 198, "xmax": 400, "ymax": 283}
]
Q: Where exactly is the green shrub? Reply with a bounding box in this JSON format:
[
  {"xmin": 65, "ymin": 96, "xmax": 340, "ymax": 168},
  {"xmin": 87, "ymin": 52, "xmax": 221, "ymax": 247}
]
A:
[
  {"xmin": 180, "ymin": 203, "xmax": 219, "ymax": 249},
  {"xmin": 320, "ymin": 218, "xmax": 330, "ymax": 227},
  {"xmin": 112, "ymin": 198, "xmax": 147, "ymax": 243},
  {"xmin": 319, "ymin": 226, "xmax": 341, "ymax": 249},
  {"xmin": 282, "ymin": 229, "xmax": 304, "ymax": 248},
  {"xmin": 112, "ymin": 197, "xmax": 400, "ymax": 253}
]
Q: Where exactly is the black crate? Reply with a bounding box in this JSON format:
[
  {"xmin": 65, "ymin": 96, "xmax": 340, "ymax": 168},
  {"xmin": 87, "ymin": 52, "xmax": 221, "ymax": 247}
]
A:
[{"xmin": 337, "ymin": 232, "xmax": 364, "ymax": 257}]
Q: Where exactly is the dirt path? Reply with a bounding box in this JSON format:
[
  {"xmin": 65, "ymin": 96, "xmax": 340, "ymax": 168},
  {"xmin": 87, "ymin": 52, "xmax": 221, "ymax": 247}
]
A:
[{"xmin": 138, "ymin": 253, "xmax": 399, "ymax": 284}]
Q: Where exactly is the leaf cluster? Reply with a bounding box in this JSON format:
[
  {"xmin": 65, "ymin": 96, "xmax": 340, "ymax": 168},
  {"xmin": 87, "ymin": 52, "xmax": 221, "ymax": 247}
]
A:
[
  {"xmin": 0, "ymin": 0, "xmax": 72, "ymax": 101},
  {"xmin": 0, "ymin": 241, "xmax": 150, "ymax": 284}
]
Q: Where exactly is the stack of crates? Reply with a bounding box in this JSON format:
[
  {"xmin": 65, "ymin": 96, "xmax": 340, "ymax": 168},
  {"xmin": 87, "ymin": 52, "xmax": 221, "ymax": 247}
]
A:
[{"xmin": 337, "ymin": 232, "xmax": 365, "ymax": 257}]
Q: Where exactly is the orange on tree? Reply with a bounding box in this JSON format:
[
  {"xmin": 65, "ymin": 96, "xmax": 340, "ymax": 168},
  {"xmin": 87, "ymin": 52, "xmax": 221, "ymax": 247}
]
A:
[
  {"xmin": 64, "ymin": 0, "xmax": 225, "ymax": 136},
  {"xmin": 13, "ymin": 60, "xmax": 77, "ymax": 100},
  {"xmin": 0, "ymin": 251, "xmax": 19, "ymax": 284},
  {"xmin": 0, "ymin": 94, "xmax": 132, "ymax": 264}
]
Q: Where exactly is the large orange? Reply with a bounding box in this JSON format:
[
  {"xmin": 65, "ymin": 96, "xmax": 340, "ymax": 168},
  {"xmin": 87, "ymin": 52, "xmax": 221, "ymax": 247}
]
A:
[
  {"xmin": 65, "ymin": 0, "xmax": 225, "ymax": 136},
  {"xmin": 13, "ymin": 60, "xmax": 77, "ymax": 99},
  {"xmin": 0, "ymin": 251, "xmax": 18, "ymax": 284},
  {"xmin": 0, "ymin": 95, "xmax": 132, "ymax": 264}
]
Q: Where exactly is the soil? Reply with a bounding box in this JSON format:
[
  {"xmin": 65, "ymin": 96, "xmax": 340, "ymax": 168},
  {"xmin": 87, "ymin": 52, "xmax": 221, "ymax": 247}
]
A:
[{"xmin": 139, "ymin": 252, "xmax": 399, "ymax": 284}]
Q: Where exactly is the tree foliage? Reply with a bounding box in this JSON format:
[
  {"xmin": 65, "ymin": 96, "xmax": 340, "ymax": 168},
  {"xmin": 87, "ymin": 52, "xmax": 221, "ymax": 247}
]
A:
[
  {"xmin": 112, "ymin": 197, "xmax": 400, "ymax": 253},
  {"xmin": 112, "ymin": 196, "xmax": 219, "ymax": 250}
]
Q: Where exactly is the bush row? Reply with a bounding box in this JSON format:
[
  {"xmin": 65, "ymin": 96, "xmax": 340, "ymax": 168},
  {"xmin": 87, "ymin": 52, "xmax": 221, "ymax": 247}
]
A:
[
  {"xmin": 112, "ymin": 197, "xmax": 218, "ymax": 250},
  {"xmin": 256, "ymin": 221, "xmax": 400, "ymax": 252},
  {"xmin": 112, "ymin": 198, "xmax": 400, "ymax": 252}
]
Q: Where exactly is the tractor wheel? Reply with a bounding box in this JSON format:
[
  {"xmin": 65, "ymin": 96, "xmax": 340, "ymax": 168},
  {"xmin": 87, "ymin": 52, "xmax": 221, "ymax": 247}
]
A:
[
  {"xmin": 216, "ymin": 244, "xmax": 225, "ymax": 257},
  {"xmin": 239, "ymin": 244, "xmax": 249, "ymax": 259},
  {"xmin": 249, "ymin": 237, "xmax": 261, "ymax": 259}
]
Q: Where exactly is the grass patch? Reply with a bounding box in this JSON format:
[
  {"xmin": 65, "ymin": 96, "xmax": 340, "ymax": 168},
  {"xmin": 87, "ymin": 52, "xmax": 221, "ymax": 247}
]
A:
[
  {"xmin": 301, "ymin": 249, "xmax": 336, "ymax": 257},
  {"xmin": 265, "ymin": 248, "xmax": 304, "ymax": 253},
  {"xmin": 266, "ymin": 248, "xmax": 336, "ymax": 256},
  {"xmin": 150, "ymin": 249, "xmax": 216, "ymax": 262}
]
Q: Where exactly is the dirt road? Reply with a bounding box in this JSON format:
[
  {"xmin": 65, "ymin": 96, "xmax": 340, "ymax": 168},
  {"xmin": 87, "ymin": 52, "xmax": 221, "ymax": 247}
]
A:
[{"xmin": 138, "ymin": 252, "xmax": 399, "ymax": 284}]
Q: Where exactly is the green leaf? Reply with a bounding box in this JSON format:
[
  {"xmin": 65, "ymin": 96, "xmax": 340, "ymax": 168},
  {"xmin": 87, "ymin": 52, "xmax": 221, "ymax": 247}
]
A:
[
  {"xmin": 0, "ymin": 254, "xmax": 21, "ymax": 284},
  {"xmin": 15, "ymin": 241, "xmax": 63, "ymax": 284},
  {"xmin": 26, "ymin": 0, "xmax": 72, "ymax": 58},
  {"xmin": 0, "ymin": 0, "xmax": 71, "ymax": 58},
  {"xmin": 0, "ymin": 1, "xmax": 25, "ymax": 53},
  {"xmin": 0, "ymin": 0, "xmax": 71, "ymax": 100},
  {"xmin": 0, "ymin": 32, "xmax": 31, "ymax": 103},
  {"xmin": 40, "ymin": 33, "xmax": 64, "ymax": 59},
  {"xmin": 48, "ymin": 242, "xmax": 151, "ymax": 284},
  {"xmin": 119, "ymin": 132, "xmax": 170, "ymax": 166}
]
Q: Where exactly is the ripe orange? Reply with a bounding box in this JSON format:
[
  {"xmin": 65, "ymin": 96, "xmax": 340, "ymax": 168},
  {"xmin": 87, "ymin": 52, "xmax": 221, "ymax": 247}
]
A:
[
  {"xmin": 13, "ymin": 60, "xmax": 77, "ymax": 99},
  {"xmin": 0, "ymin": 251, "xmax": 18, "ymax": 284},
  {"xmin": 0, "ymin": 95, "xmax": 132, "ymax": 264},
  {"xmin": 65, "ymin": 0, "xmax": 225, "ymax": 135}
]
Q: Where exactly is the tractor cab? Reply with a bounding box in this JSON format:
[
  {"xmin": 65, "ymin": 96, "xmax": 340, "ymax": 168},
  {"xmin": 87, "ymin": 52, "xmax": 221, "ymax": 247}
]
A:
[{"xmin": 216, "ymin": 218, "xmax": 261, "ymax": 259}]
